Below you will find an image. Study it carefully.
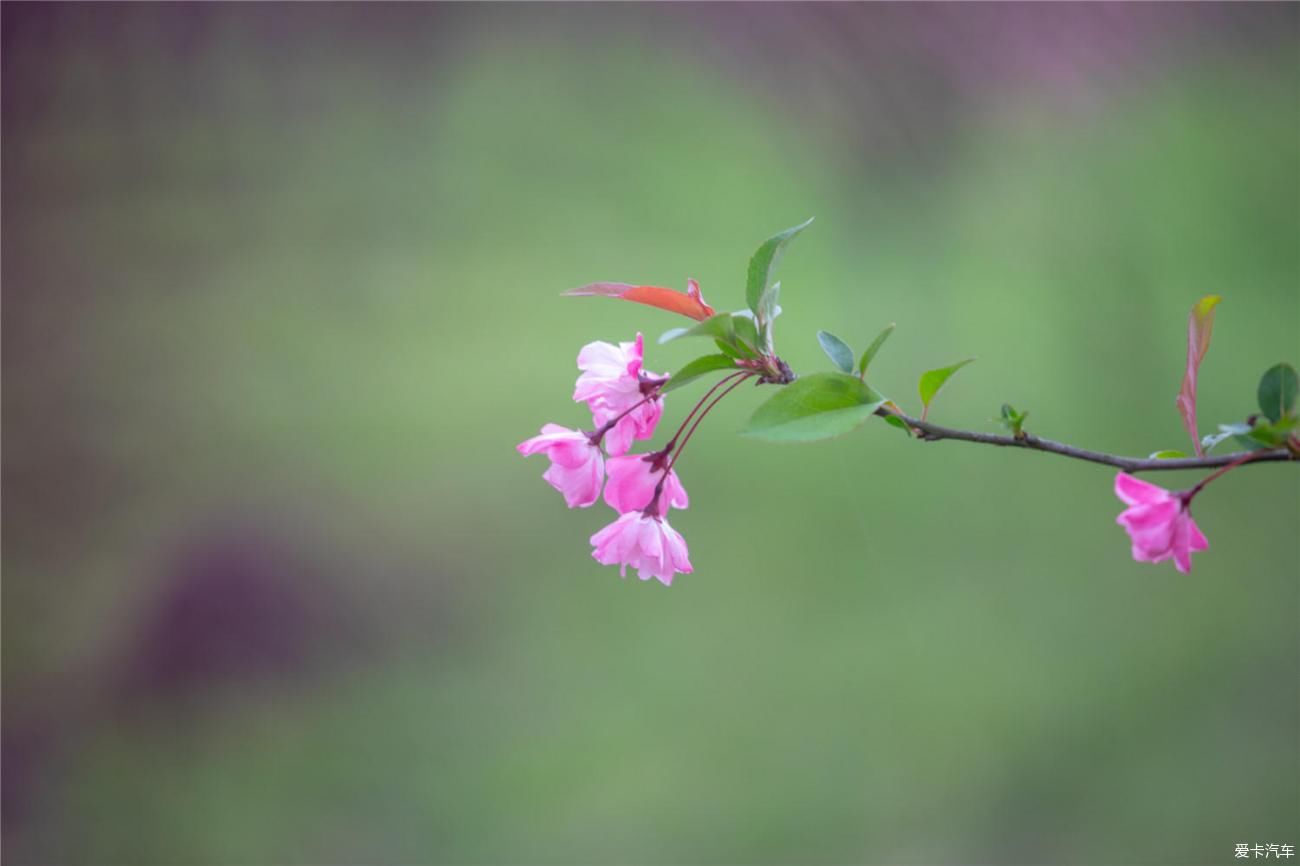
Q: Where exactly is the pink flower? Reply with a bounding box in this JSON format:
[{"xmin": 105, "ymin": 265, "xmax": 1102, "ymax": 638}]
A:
[
  {"xmin": 573, "ymin": 333, "xmax": 664, "ymax": 456},
  {"xmin": 590, "ymin": 511, "xmax": 693, "ymax": 586},
  {"xmin": 517, "ymin": 424, "xmax": 604, "ymax": 508},
  {"xmin": 1114, "ymin": 472, "xmax": 1209, "ymax": 574},
  {"xmin": 603, "ymin": 453, "xmax": 689, "ymax": 515}
]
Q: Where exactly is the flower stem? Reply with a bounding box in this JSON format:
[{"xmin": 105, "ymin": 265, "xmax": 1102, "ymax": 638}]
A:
[
  {"xmin": 1184, "ymin": 449, "xmax": 1272, "ymax": 503},
  {"xmin": 588, "ymin": 389, "xmax": 662, "ymax": 444},
  {"xmin": 644, "ymin": 372, "xmax": 755, "ymax": 517},
  {"xmin": 661, "ymin": 371, "xmax": 750, "ymax": 452},
  {"xmin": 667, "ymin": 373, "xmax": 754, "ymax": 472}
]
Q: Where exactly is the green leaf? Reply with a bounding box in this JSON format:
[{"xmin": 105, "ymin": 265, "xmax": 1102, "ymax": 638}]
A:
[
  {"xmin": 918, "ymin": 358, "xmax": 976, "ymax": 420},
  {"xmin": 1257, "ymin": 362, "xmax": 1298, "ymax": 423},
  {"xmin": 660, "ymin": 313, "xmax": 736, "ymax": 344},
  {"xmin": 1202, "ymin": 423, "xmax": 1252, "ymax": 453},
  {"xmin": 816, "ymin": 330, "xmax": 855, "ymax": 374},
  {"xmin": 882, "ymin": 414, "xmax": 911, "ymax": 433},
  {"xmin": 998, "ymin": 403, "xmax": 1028, "ymax": 437},
  {"xmin": 857, "ymin": 323, "xmax": 896, "ymax": 377},
  {"xmin": 714, "ymin": 339, "xmax": 746, "ymax": 360},
  {"xmin": 1245, "ymin": 415, "xmax": 1298, "ymax": 448},
  {"xmin": 742, "ymin": 373, "xmax": 884, "ymax": 442},
  {"xmin": 756, "ymin": 281, "xmax": 782, "ymax": 352},
  {"xmin": 1148, "ymin": 450, "xmax": 1190, "ymax": 459},
  {"xmin": 660, "ymin": 354, "xmax": 739, "ymax": 394},
  {"xmin": 757, "ymin": 280, "xmax": 781, "ymax": 326},
  {"xmin": 745, "ymin": 218, "xmax": 814, "ymax": 314},
  {"xmin": 732, "ymin": 313, "xmax": 761, "ymax": 352},
  {"xmin": 657, "ymin": 327, "xmax": 690, "ymax": 345}
]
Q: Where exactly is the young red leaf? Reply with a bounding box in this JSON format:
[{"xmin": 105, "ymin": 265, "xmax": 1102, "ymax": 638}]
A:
[
  {"xmin": 563, "ymin": 279, "xmax": 715, "ymax": 321},
  {"xmin": 1175, "ymin": 295, "xmax": 1221, "ymax": 457}
]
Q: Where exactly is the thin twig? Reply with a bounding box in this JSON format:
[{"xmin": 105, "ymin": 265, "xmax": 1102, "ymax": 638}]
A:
[{"xmin": 879, "ymin": 409, "xmax": 1295, "ymax": 473}]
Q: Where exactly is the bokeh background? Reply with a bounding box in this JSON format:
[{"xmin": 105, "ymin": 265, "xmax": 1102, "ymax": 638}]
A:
[{"xmin": 3, "ymin": 4, "xmax": 1298, "ymax": 864}]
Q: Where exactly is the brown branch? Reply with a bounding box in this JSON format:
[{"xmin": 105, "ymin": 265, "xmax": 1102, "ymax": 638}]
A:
[{"xmin": 880, "ymin": 410, "xmax": 1296, "ymax": 473}]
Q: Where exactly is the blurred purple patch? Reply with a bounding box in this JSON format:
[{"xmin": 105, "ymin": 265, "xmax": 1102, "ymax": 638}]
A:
[{"xmin": 115, "ymin": 525, "xmax": 370, "ymax": 703}]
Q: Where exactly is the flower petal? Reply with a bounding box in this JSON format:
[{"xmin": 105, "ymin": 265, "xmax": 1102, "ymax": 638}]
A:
[
  {"xmin": 1171, "ymin": 515, "xmax": 1193, "ymax": 574},
  {"xmin": 1116, "ymin": 499, "xmax": 1178, "ymax": 531},
  {"xmin": 1114, "ymin": 472, "xmax": 1171, "ymax": 507}
]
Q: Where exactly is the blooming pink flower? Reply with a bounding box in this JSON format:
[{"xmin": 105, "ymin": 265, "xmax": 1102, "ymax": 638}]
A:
[
  {"xmin": 590, "ymin": 511, "xmax": 693, "ymax": 586},
  {"xmin": 1114, "ymin": 472, "xmax": 1208, "ymax": 574},
  {"xmin": 573, "ymin": 333, "xmax": 664, "ymax": 456},
  {"xmin": 517, "ymin": 424, "xmax": 604, "ymax": 508},
  {"xmin": 603, "ymin": 453, "xmax": 689, "ymax": 515}
]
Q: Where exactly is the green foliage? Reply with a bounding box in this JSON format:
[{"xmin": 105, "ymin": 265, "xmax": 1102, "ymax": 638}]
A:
[
  {"xmin": 714, "ymin": 338, "xmax": 746, "ymax": 360},
  {"xmin": 745, "ymin": 218, "xmax": 814, "ymax": 315},
  {"xmin": 658, "ymin": 326, "xmax": 690, "ymax": 344},
  {"xmin": 918, "ymin": 359, "xmax": 975, "ymax": 419},
  {"xmin": 1202, "ymin": 422, "xmax": 1252, "ymax": 452},
  {"xmin": 1240, "ymin": 416, "xmax": 1298, "ymax": 450},
  {"xmin": 1257, "ymin": 362, "xmax": 1298, "ymax": 422},
  {"xmin": 742, "ymin": 373, "xmax": 884, "ymax": 442},
  {"xmin": 1206, "ymin": 417, "xmax": 1297, "ymax": 452},
  {"xmin": 1148, "ymin": 449, "xmax": 1190, "ymax": 459},
  {"xmin": 816, "ymin": 330, "xmax": 855, "ymax": 374},
  {"xmin": 998, "ymin": 403, "xmax": 1029, "ymax": 438},
  {"xmin": 732, "ymin": 313, "xmax": 761, "ymax": 354},
  {"xmin": 858, "ymin": 323, "xmax": 895, "ymax": 377},
  {"xmin": 756, "ymin": 281, "xmax": 782, "ymax": 351},
  {"xmin": 661, "ymin": 354, "xmax": 738, "ymax": 394},
  {"xmin": 661, "ymin": 313, "xmax": 764, "ymax": 360}
]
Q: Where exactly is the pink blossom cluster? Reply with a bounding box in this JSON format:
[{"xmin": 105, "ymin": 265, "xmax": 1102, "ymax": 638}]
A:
[{"xmin": 517, "ymin": 334, "xmax": 693, "ymax": 586}]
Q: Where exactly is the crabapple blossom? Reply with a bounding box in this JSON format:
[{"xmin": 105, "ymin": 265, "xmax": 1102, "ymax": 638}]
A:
[
  {"xmin": 573, "ymin": 333, "xmax": 664, "ymax": 456},
  {"xmin": 589, "ymin": 510, "xmax": 693, "ymax": 586},
  {"xmin": 603, "ymin": 453, "xmax": 689, "ymax": 515},
  {"xmin": 516, "ymin": 424, "xmax": 604, "ymax": 508},
  {"xmin": 1114, "ymin": 472, "xmax": 1209, "ymax": 574}
]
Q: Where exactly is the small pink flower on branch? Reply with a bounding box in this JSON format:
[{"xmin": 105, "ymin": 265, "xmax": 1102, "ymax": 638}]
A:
[
  {"xmin": 516, "ymin": 424, "xmax": 605, "ymax": 508},
  {"xmin": 590, "ymin": 511, "xmax": 693, "ymax": 586},
  {"xmin": 1114, "ymin": 472, "xmax": 1208, "ymax": 574},
  {"xmin": 574, "ymin": 333, "xmax": 665, "ymax": 456},
  {"xmin": 603, "ymin": 452, "xmax": 689, "ymax": 515}
]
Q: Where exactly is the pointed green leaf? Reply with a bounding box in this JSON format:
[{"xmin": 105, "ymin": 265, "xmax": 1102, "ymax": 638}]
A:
[
  {"xmin": 1148, "ymin": 450, "xmax": 1190, "ymax": 459},
  {"xmin": 757, "ymin": 280, "xmax": 781, "ymax": 326},
  {"xmin": 997, "ymin": 403, "xmax": 1028, "ymax": 437},
  {"xmin": 857, "ymin": 323, "xmax": 896, "ymax": 376},
  {"xmin": 882, "ymin": 414, "xmax": 911, "ymax": 433},
  {"xmin": 657, "ymin": 327, "xmax": 690, "ymax": 345},
  {"xmin": 714, "ymin": 339, "xmax": 746, "ymax": 360},
  {"xmin": 1245, "ymin": 415, "xmax": 1298, "ymax": 447},
  {"xmin": 745, "ymin": 218, "xmax": 814, "ymax": 314},
  {"xmin": 732, "ymin": 313, "xmax": 761, "ymax": 352},
  {"xmin": 1257, "ymin": 362, "xmax": 1298, "ymax": 422},
  {"xmin": 1202, "ymin": 423, "xmax": 1252, "ymax": 453},
  {"xmin": 660, "ymin": 354, "xmax": 739, "ymax": 394},
  {"xmin": 756, "ymin": 281, "xmax": 782, "ymax": 352},
  {"xmin": 918, "ymin": 358, "xmax": 976, "ymax": 419},
  {"xmin": 816, "ymin": 330, "xmax": 855, "ymax": 374},
  {"xmin": 659, "ymin": 313, "xmax": 736, "ymax": 344},
  {"xmin": 742, "ymin": 373, "xmax": 884, "ymax": 442}
]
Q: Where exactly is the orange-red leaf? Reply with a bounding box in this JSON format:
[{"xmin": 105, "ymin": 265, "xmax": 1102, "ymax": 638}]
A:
[
  {"xmin": 563, "ymin": 280, "xmax": 715, "ymax": 321},
  {"xmin": 1175, "ymin": 295, "xmax": 1221, "ymax": 457}
]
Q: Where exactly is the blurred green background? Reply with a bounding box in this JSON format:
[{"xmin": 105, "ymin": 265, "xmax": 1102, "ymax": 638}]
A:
[{"xmin": 3, "ymin": 5, "xmax": 1297, "ymax": 864}]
